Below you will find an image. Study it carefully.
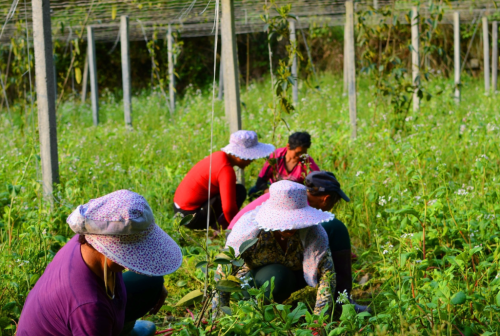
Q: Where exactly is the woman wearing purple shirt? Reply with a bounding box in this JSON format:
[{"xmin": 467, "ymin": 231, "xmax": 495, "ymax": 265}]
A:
[{"xmin": 17, "ymin": 190, "xmax": 183, "ymax": 336}]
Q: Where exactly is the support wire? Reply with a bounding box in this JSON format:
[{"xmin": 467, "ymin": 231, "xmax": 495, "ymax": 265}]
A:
[{"xmin": 204, "ymin": 0, "xmax": 219, "ymax": 297}]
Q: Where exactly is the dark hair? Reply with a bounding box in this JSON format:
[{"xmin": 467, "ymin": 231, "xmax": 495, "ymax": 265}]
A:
[
  {"xmin": 78, "ymin": 235, "xmax": 95, "ymax": 249},
  {"xmin": 288, "ymin": 132, "xmax": 311, "ymax": 150}
]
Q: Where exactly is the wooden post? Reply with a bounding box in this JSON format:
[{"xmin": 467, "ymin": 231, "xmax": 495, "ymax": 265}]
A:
[
  {"xmin": 483, "ymin": 17, "xmax": 490, "ymax": 94},
  {"xmin": 289, "ymin": 19, "xmax": 298, "ymax": 104},
  {"xmin": 81, "ymin": 47, "xmax": 88, "ymax": 104},
  {"xmin": 167, "ymin": 24, "xmax": 176, "ymax": 112},
  {"xmin": 87, "ymin": 26, "xmax": 99, "ymax": 125},
  {"xmin": 492, "ymin": 21, "xmax": 498, "ymax": 93},
  {"xmin": 121, "ymin": 16, "xmax": 132, "ymax": 127},
  {"xmin": 221, "ymin": 0, "xmax": 241, "ymax": 134},
  {"xmin": 411, "ymin": 6, "xmax": 419, "ymax": 112},
  {"xmin": 454, "ymin": 12, "xmax": 460, "ymax": 103},
  {"xmin": 373, "ymin": 0, "xmax": 379, "ymax": 10},
  {"xmin": 32, "ymin": 0, "xmax": 60, "ymax": 198},
  {"xmin": 345, "ymin": 1, "xmax": 357, "ymax": 139}
]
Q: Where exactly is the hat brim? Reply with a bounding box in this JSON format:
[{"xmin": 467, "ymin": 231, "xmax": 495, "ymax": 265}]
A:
[
  {"xmin": 337, "ymin": 189, "xmax": 350, "ymax": 202},
  {"xmin": 255, "ymin": 201, "xmax": 334, "ymax": 231},
  {"xmin": 221, "ymin": 142, "xmax": 275, "ymax": 160},
  {"xmin": 86, "ymin": 224, "xmax": 183, "ymax": 276}
]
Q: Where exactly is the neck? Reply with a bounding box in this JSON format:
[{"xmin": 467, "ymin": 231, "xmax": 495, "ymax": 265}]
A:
[
  {"xmin": 226, "ymin": 154, "xmax": 238, "ymax": 167},
  {"xmin": 81, "ymin": 243, "xmax": 107, "ymax": 280}
]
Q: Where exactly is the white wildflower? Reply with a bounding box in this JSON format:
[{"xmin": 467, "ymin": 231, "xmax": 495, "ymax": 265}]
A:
[{"xmin": 356, "ymin": 171, "xmax": 364, "ymax": 177}]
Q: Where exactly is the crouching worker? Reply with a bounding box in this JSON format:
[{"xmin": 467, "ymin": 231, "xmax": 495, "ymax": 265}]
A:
[
  {"xmin": 17, "ymin": 190, "xmax": 183, "ymax": 336},
  {"xmin": 228, "ymin": 171, "xmax": 371, "ymax": 313},
  {"xmin": 218, "ymin": 181, "xmax": 335, "ymax": 315},
  {"xmin": 174, "ymin": 130, "xmax": 274, "ymax": 230}
]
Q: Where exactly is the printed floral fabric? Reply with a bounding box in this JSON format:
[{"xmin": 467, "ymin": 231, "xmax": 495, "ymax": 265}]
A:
[
  {"xmin": 216, "ymin": 219, "xmax": 335, "ymax": 314},
  {"xmin": 226, "ymin": 207, "xmax": 329, "ymax": 286}
]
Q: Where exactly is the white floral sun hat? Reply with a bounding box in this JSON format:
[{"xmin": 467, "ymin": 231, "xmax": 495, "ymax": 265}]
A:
[
  {"xmin": 221, "ymin": 130, "xmax": 275, "ymax": 160},
  {"xmin": 67, "ymin": 189, "xmax": 183, "ymax": 276},
  {"xmin": 255, "ymin": 180, "xmax": 334, "ymax": 231}
]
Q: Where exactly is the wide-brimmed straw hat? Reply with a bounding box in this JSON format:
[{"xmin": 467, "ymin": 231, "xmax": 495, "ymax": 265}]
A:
[
  {"xmin": 255, "ymin": 180, "xmax": 334, "ymax": 231},
  {"xmin": 67, "ymin": 189, "xmax": 182, "ymax": 276},
  {"xmin": 221, "ymin": 130, "xmax": 275, "ymax": 160}
]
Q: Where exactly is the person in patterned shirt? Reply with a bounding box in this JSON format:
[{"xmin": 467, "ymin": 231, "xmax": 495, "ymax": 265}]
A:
[{"xmin": 217, "ymin": 180, "xmax": 336, "ymax": 315}]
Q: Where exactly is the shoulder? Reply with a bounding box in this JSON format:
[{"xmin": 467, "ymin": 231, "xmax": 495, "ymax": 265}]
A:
[{"xmin": 270, "ymin": 147, "xmax": 287, "ymax": 158}]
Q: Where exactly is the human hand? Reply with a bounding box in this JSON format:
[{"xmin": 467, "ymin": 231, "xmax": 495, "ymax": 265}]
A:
[{"xmin": 149, "ymin": 286, "xmax": 168, "ymax": 315}]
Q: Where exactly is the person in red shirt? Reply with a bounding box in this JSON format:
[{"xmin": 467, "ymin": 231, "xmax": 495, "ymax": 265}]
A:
[{"xmin": 173, "ymin": 130, "xmax": 274, "ymax": 230}]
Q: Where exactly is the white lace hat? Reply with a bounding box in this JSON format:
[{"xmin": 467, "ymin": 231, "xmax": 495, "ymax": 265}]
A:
[
  {"xmin": 221, "ymin": 130, "xmax": 275, "ymax": 160},
  {"xmin": 255, "ymin": 180, "xmax": 334, "ymax": 231}
]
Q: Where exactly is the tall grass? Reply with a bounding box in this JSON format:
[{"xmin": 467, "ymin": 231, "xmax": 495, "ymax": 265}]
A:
[{"xmin": 0, "ymin": 73, "xmax": 499, "ymax": 334}]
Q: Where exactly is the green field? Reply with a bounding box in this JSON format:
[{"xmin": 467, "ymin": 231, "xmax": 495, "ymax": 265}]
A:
[{"xmin": 1, "ymin": 73, "xmax": 499, "ymax": 335}]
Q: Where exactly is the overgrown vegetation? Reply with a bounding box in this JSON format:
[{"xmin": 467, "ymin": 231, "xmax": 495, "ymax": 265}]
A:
[{"xmin": 0, "ymin": 72, "xmax": 499, "ymax": 335}]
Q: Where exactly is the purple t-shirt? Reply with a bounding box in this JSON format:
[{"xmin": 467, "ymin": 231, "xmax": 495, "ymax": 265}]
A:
[{"xmin": 17, "ymin": 235, "xmax": 126, "ymax": 336}]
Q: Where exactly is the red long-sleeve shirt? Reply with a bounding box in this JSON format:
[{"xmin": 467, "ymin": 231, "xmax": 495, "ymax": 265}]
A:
[{"xmin": 174, "ymin": 151, "xmax": 238, "ymax": 223}]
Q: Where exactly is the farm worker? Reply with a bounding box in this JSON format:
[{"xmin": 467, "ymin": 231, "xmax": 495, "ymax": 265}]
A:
[
  {"xmin": 248, "ymin": 131, "xmax": 320, "ymax": 198},
  {"xmin": 219, "ymin": 180, "xmax": 336, "ymax": 314},
  {"xmin": 173, "ymin": 130, "xmax": 274, "ymax": 230},
  {"xmin": 227, "ymin": 171, "xmax": 370, "ymax": 313},
  {"xmin": 17, "ymin": 190, "xmax": 183, "ymax": 336}
]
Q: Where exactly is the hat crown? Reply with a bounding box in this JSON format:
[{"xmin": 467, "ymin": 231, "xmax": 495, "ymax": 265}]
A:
[
  {"xmin": 67, "ymin": 189, "xmax": 154, "ymax": 235},
  {"xmin": 230, "ymin": 130, "xmax": 258, "ymax": 149},
  {"xmin": 268, "ymin": 180, "xmax": 307, "ymax": 210},
  {"xmin": 83, "ymin": 189, "xmax": 149, "ymax": 222}
]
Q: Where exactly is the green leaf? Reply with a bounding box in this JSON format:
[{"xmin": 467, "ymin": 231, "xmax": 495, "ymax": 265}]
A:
[
  {"xmin": 216, "ymin": 280, "xmax": 242, "ymax": 292},
  {"xmin": 214, "ymin": 258, "xmax": 231, "ymax": 265},
  {"xmin": 221, "ymin": 306, "xmax": 232, "ymax": 316},
  {"xmin": 329, "ymin": 327, "xmax": 347, "ymax": 336},
  {"xmin": 340, "ymin": 304, "xmax": 356, "ymax": 321},
  {"xmin": 451, "ymin": 291, "xmax": 466, "ymax": 305},
  {"xmin": 195, "ymin": 261, "xmax": 208, "ymax": 269},
  {"xmin": 29, "ymin": 274, "xmax": 40, "ymax": 286},
  {"xmin": 287, "ymin": 302, "xmax": 308, "ymax": 324},
  {"xmin": 231, "ymin": 259, "xmax": 244, "ymax": 267},
  {"xmin": 496, "ymin": 291, "xmax": 500, "ymax": 306},
  {"xmin": 175, "ymin": 289, "xmax": 204, "ymax": 306},
  {"xmin": 2, "ymin": 302, "xmax": 17, "ymax": 312},
  {"xmin": 176, "ymin": 280, "xmax": 187, "ymax": 287},
  {"xmin": 394, "ymin": 208, "xmax": 419, "ymax": 218},
  {"xmin": 264, "ymin": 305, "xmax": 275, "ymax": 321},
  {"xmin": 239, "ymin": 238, "xmax": 258, "ymax": 255},
  {"xmin": 179, "ymin": 214, "xmax": 195, "ymax": 226}
]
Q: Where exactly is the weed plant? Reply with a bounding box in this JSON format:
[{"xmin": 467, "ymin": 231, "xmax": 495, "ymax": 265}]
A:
[{"xmin": 0, "ymin": 73, "xmax": 499, "ymax": 335}]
